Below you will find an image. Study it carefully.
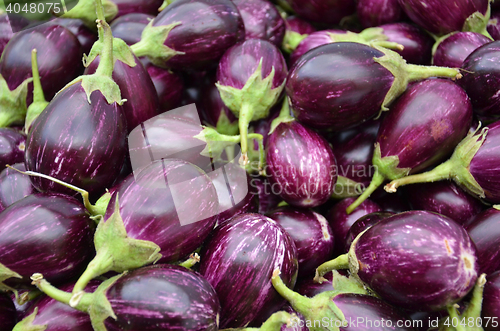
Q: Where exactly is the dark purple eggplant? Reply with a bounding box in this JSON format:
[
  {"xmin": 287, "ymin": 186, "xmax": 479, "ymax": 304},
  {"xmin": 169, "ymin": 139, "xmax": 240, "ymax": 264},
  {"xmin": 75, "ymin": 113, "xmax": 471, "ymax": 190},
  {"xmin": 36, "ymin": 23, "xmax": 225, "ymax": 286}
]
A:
[
  {"xmin": 0, "ymin": 193, "xmax": 93, "ymax": 285},
  {"xmin": 286, "ymin": 42, "xmax": 462, "ymax": 131},
  {"xmin": 268, "ymin": 206, "xmax": 335, "ymax": 279},
  {"xmin": 433, "ymin": 31, "xmax": 491, "ymax": 68},
  {"xmin": 294, "ymin": 271, "xmax": 334, "ymax": 298},
  {"xmin": 327, "ymin": 197, "xmax": 382, "ymax": 255},
  {"xmin": 249, "ymin": 175, "xmax": 283, "ymax": 214},
  {"xmin": 371, "ymin": 188, "xmax": 411, "ymax": 213},
  {"xmin": 406, "ymin": 181, "xmax": 484, "ymax": 225},
  {"xmin": 482, "ymin": 270, "xmax": 500, "ymax": 331},
  {"xmin": 281, "ymin": 15, "xmax": 316, "ymax": 54},
  {"xmin": 112, "ymin": 0, "xmax": 163, "ymax": 19},
  {"xmin": 199, "ymin": 213, "xmax": 298, "ymax": 328},
  {"xmin": 0, "ymin": 163, "xmax": 34, "ymax": 212},
  {"xmin": 344, "ymin": 212, "xmax": 393, "ymax": 251},
  {"xmin": 464, "ymin": 207, "xmax": 500, "ymax": 275},
  {"xmin": 0, "ymin": 13, "xmax": 30, "ymax": 56},
  {"xmin": 110, "ymin": 13, "xmax": 153, "ymax": 46},
  {"xmin": 0, "ymin": 128, "xmax": 25, "ymax": 170},
  {"xmin": 266, "ymin": 120, "xmax": 337, "ymax": 208},
  {"xmin": 357, "ymin": 0, "xmax": 402, "ymax": 28},
  {"xmin": 397, "ymin": 0, "xmax": 489, "ymax": 35},
  {"xmin": 316, "ymin": 210, "xmax": 479, "ymax": 312},
  {"xmin": 130, "ymin": 0, "xmax": 245, "ymax": 70},
  {"xmin": 284, "ymin": 0, "xmax": 356, "ymax": 26},
  {"xmin": 51, "ymin": 18, "xmax": 98, "ymax": 55},
  {"xmin": 0, "ymin": 292, "xmax": 16, "ymax": 331},
  {"xmin": 233, "ymin": 0, "xmax": 285, "ymax": 47},
  {"xmin": 346, "ymin": 78, "xmax": 472, "ymax": 213},
  {"xmin": 487, "ymin": 10, "xmax": 500, "ymax": 40},
  {"xmin": 144, "ymin": 60, "xmax": 184, "ymax": 112}
]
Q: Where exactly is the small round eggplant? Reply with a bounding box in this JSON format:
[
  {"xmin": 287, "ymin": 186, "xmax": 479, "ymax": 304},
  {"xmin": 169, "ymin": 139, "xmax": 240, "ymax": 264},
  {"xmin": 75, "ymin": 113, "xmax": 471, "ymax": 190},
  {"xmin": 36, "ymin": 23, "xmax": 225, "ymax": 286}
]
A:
[
  {"xmin": 0, "ymin": 163, "xmax": 34, "ymax": 212},
  {"xmin": 284, "ymin": 0, "xmax": 356, "ymax": 26},
  {"xmin": 144, "ymin": 61, "xmax": 184, "ymax": 112},
  {"xmin": 266, "ymin": 121, "xmax": 337, "ymax": 208},
  {"xmin": 110, "ymin": 13, "xmax": 153, "ymax": 46},
  {"xmin": 0, "ymin": 292, "xmax": 16, "ymax": 331},
  {"xmin": 357, "ymin": 0, "xmax": 402, "ymax": 28},
  {"xmin": 0, "ymin": 128, "xmax": 25, "ymax": 170},
  {"xmin": 344, "ymin": 211, "xmax": 393, "ymax": 251},
  {"xmin": 482, "ymin": 270, "xmax": 500, "ymax": 331},
  {"xmin": 433, "ymin": 31, "xmax": 492, "ymax": 68},
  {"xmin": 199, "ymin": 213, "xmax": 298, "ymax": 328}
]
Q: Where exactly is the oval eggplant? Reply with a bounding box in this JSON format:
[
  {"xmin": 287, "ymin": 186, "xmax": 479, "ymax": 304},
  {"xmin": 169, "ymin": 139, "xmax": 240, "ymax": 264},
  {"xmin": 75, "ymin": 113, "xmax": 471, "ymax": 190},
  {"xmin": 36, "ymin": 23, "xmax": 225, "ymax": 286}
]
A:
[
  {"xmin": 0, "ymin": 163, "xmax": 34, "ymax": 212},
  {"xmin": 284, "ymin": 0, "xmax": 356, "ymax": 26},
  {"xmin": 199, "ymin": 213, "xmax": 298, "ymax": 328},
  {"xmin": 344, "ymin": 211, "xmax": 393, "ymax": 251},
  {"xmin": 482, "ymin": 270, "xmax": 500, "ymax": 331},
  {"xmin": 433, "ymin": 31, "xmax": 491, "ymax": 68},
  {"xmin": 110, "ymin": 13, "xmax": 153, "ymax": 46},
  {"xmin": 0, "ymin": 128, "xmax": 25, "ymax": 171},
  {"xmin": 0, "ymin": 292, "xmax": 16, "ymax": 331}
]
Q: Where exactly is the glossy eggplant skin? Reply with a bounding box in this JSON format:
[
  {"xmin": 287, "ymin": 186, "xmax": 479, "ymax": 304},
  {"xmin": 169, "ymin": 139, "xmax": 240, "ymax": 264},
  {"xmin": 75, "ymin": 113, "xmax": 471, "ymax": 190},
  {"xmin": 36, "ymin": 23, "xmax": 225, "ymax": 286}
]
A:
[
  {"xmin": 0, "ymin": 128, "xmax": 25, "ymax": 171},
  {"xmin": 0, "ymin": 163, "xmax": 34, "ymax": 212},
  {"xmin": 344, "ymin": 211, "xmax": 393, "ymax": 251},
  {"xmin": 406, "ymin": 181, "xmax": 483, "ymax": 225},
  {"xmin": 24, "ymin": 83, "xmax": 127, "ymax": 197},
  {"xmin": 284, "ymin": 0, "xmax": 356, "ymax": 26},
  {"xmin": 0, "ymin": 193, "xmax": 93, "ymax": 285},
  {"xmin": 286, "ymin": 42, "xmax": 394, "ymax": 131},
  {"xmin": 433, "ymin": 32, "xmax": 491, "ymax": 68},
  {"xmin": 357, "ymin": 0, "xmax": 402, "ymax": 28},
  {"xmin": 51, "ymin": 18, "xmax": 98, "ymax": 55},
  {"xmin": 352, "ymin": 210, "xmax": 479, "ymax": 312},
  {"xmin": 144, "ymin": 61, "xmax": 184, "ymax": 112},
  {"xmin": 377, "ymin": 79, "xmax": 472, "ymax": 173},
  {"xmin": 199, "ymin": 213, "xmax": 298, "ymax": 328},
  {"xmin": 0, "ymin": 23, "xmax": 83, "ymax": 105},
  {"xmin": 151, "ymin": 0, "xmax": 245, "ymax": 69},
  {"xmin": 482, "ymin": 270, "xmax": 500, "ymax": 331},
  {"xmin": 285, "ymin": 16, "xmax": 316, "ymax": 36},
  {"xmin": 289, "ymin": 29, "xmax": 343, "ymax": 66},
  {"xmin": 0, "ymin": 14, "xmax": 30, "ymax": 56},
  {"xmin": 110, "ymin": 13, "xmax": 153, "ymax": 46},
  {"xmin": 464, "ymin": 208, "xmax": 500, "ymax": 275},
  {"xmin": 0, "ymin": 292, "xmax": 16, "ymax": 331},
  {"xmin": 266, "ymin": 121, "xmax": 337, "ymax": 208},
  {"xmin": 397, "ymin": 0, "xmax": 488, "ymax": 35},
  {"xmin": 104, "ymin": 264, "xmax": 220, "ymax": 331},
  {"xmin": 112, "ymin": 0, "xmax": 163, "ymax": 18}
]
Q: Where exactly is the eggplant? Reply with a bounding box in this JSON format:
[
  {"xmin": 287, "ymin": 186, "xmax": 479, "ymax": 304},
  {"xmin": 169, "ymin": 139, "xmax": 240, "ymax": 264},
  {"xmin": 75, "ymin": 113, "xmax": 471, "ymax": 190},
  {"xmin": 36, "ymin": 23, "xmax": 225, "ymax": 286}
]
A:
[
  {"xmin": 111, "ymin": 0, "xmax": 163, "ymax": 19},
  {"xmin": 0, "ymin": 163, "xmax": 34, "ymax": 212},
  {"xmin": 249, "ymin": 175, "xmax": 283, "ymax": 214},
  {"xmin": 0, "ymin": 193, "xmax": 93, "ymax": 285},
  {"xmin": 464, "ymin": 207, "xmax": 500, "ymax": 275},
  {"xmin": 346, "ymin": 78, "xmax": 472, "ymax": 213},
  {"xmin": 0, "ymin": 13, "xmax": 30, "ymax": 56},
  {"xmin": 130, "ymin": 0, "xmax": 245, "ymax": 70},
  {"xmin": 266, "ymin": 120, "xmax": 337, "ymax": 208},
  {"xmin": 0, "ymin": 292, "xmax": 16, "ymax": 331},
  {"xmin": 51, "ymin": 18, "xmax": 98, "ymax": 55},
  {"xmin": 482, "ymin": 270, "xmax": 500, "ymax": 331},
  {"xmin": 144, "ymin": 60, "xmax": 184, "ymax": 112},
  {"xmin": 232, "ymin": 0, "xmax": 286, "ymax": 47},
  {"xmin": 316, "ymin": 210, "xmax": 479, "ymax": 312},
  {"xmin": 286, "ymin": 42, "xmax": 462, "ymax": 131},
  {"xmin": 487, "ymin": 10, "xmax": 500, "ymax": 40},
  {"xmin": 406, "ymin": 181, "xmax": 484, "ymax": 225},
  {"xmin": 294, "ymin": 271, "xmax": 334, "ymax": 298},
  {"xmin": 344, "ymin": 212, "xmax": 393, "ymax": 252},
  {"xmin": 281, "ymin": 16, "xmax": 316, "ymax": 54},
  {"xmin": 357, "ymin": 0, "xmax": 402, "ymax": 28},
  {"xmin": 0, "ymin": 128, "xmax": 25, "ymax": 170},
  {"xmin": 268, "ymin": 206, "xmax": 335, "ymax": 279},
  {"xmin": 199, "ymin": 213, "xmax": 298, "ymax": 328},
  {"xmin": 433, "ymin": 31, "xmax": 492, "ymax": 68},
  {"xmin": 110, "ymin": 13, "xmax": 153, "ymax": 46},
  {"xmin": 283, "ymin": 0, "xmax": 356, "ymax": 26}
]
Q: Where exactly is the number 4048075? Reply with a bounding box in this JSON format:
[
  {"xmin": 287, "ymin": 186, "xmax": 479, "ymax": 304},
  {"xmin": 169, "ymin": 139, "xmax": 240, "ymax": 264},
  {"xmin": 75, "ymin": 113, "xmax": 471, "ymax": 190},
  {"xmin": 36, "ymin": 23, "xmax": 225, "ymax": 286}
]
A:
[
  {"xmin": 443, "ymin": 317, "xmax": 498, "ymax": 328},
  {"xmin": 5, "ymin": 2, "xmax": 62, "ymax": 14}
]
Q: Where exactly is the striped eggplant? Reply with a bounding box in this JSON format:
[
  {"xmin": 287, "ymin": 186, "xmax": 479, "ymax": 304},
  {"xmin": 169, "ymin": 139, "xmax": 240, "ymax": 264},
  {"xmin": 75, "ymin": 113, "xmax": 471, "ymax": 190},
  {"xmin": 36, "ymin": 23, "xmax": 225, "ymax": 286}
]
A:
[
  {"xmin": 0, "ymin": 128, "xmax": 25, "ymax": 170},
  {"xmin": 109, "ymin": 13, "xmax": 153, "ymax": 46},
  {"xmin": 0, "ymin": 292, "xmax": 16, "ymax": 331},
  {"xmin": 266, "ymin": 120, "xmax": 337, "ymax": 208},
  {"xmin": 286, "ymin": 42, "xmax": 462, "ymax": 131},
  {"xmin": 0, "ymin": 163, "xmax": 34, "ymax": 212},
  {"xmin": 0, "ymin": 193, "xmax": 93, "ymax": 285},
  {"xmin": 199, "ymin": 213, "xmax": 298, "ymax": 328},
  {"xmin": 51, "ymin": 18, "xmax": 98, "ymax": 54},
  {"xmin": 268, "ymin": 206, "xmax": 335, "ymax": 280},
  {"xmin": 344, "ymin": 211, "xmax": 393, "ymax": 252},
  {"xmin": 130, "ymin": 0, "xmax": 245, "ymax": 70},
  {"xmin": 283, "ymin": 0, "xmax": 356, "ymax": 26},
  {"xmin": 433, "ymin": 32, "xmax": 491, "ymax": 68},
  {"xmin": 357, "ymin": 0, "xmax": 402, "ymax": 28},
  {"xmin": 0, "ymin": 13, "xmax": 30, "ymax": 56},
  {"xmin": 346, "ymin": 78, "xmax": 472, "ymax": 213},
  {"xmin": 144, "ymin": 60, "xmax": 184, "ymax": 112},
  {"xmin": 482, "ymin": 271, "xmax": 500, "ymax": 331}
]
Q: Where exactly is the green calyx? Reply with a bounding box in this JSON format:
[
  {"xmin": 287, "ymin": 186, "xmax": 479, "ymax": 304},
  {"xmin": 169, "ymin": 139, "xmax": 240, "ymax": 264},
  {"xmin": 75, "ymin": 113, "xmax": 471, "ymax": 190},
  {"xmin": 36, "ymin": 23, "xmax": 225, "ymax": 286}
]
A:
[
  {"xmin": 24, "ymin": 49, "xmax": 48, "ymax": 134},
  {"xmin": 60, "ymin": 0, "xmax": 117, "ymax": 31},
  {"xmin": 12, "ymin": 308, "xmax": 47, "ymax": 331},
  {"xmin": 281, "ymin": 30, "xmax": 309, "ymax": 54},
  {"xmin": 0, "ymin": 262, "xmax": 22, "ymax": 298},
  {"xmin": 158, "ymin": 0, "xmax": 176, "ymax": 12},
  {"xmin": 327, "ymin": 28, "xmax": 404, "ymax": 51},
  {"xmin": 221, "ymin": 311, "xmax": 297, "ymax": 331},
  {"xmin": 130, "ymin": 21, "xmax": 184, "ymax": 68},
  {"xmin": 269, "ymin": 97, "xmax": 295, "ymax": 135},
  {"xmin": 0, "ymin": 75, "xmax": 32, "ymax": 128},
  {"xmin": 194, "ymin": 126, "xmax": 241, "ymax": 161},
  {"xmin": 330, "ymin": 176, "xmax": 363, "ymax": 200},
  {"xmin": 84, "ymin": 38, "xmax": 137, "ymax": 69},
  {"xmin": 215, "ymin": 110, "xmax": 239, "ymax": 136},
  {"xmin": 69, "ymin": 196, "xmax": 161, "ymax": 307},
  {"xmin": 462, "ymin": 2, "xmax": 493, "ymax": 40}
]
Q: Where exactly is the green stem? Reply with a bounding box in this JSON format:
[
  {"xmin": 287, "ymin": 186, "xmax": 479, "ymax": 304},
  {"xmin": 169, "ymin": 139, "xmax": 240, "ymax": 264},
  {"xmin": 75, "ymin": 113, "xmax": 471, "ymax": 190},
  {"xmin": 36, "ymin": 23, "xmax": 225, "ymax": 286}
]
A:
[
  {"xmin": 314, "ymin": 254, "xmax": 349, "ymax": 283},
  {"xmin": 30, "ymin": 49, "xmax": 46, "ymax": 104},
  {"xmin": 239, "ymin": 102, "xmax": 254, "ymax": 165},
  {"xmin": 17, "ymin": 289, "xmax": 42, "ymax": 306},
  {"xmin": 94, "ymin": 0, "xmax": 114, "ymax": 78},
  {"xmin": 178, "ymin": 253, "xmax": 200, "ymax": 269},
  {"xmin": 250, "ymin": 311, "xmax": 294, "ymax": 330},
  {"xmin": 269, "ymin": 98, "xmax": 294, "ymax": 135},
  {"xmin": 462, "ymin": 273, "xmax": 487, "ymax": 322},
  {"xmin": 345, "ymin": 170, "xmax": 385, "ymax": 214},
  {"xmin": 447, "ymin": 305, "xmax": 467, "ymax": 331},
  {"xmin": 129, "ymin": 41, "xmax": 149, "ymax": 58},
  {"xmin": 407, "ymin": 64, "xmax": 462, "ymax": 82},
  {"xmin": 248, "ymin": 133, "xmax": 265, "ymax": 171},
  {"xmin": 271, "ymin": 269, "xmax": 313, "ymax": 316}
]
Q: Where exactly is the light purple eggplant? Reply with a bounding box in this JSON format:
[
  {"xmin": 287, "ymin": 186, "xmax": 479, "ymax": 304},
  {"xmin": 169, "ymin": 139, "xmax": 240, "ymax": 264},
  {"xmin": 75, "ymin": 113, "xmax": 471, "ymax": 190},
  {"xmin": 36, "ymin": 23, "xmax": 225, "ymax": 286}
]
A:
[
  {"xmin": 344, "ymin": 211, "xmax": 393, "ymax": 251},
  {"xmin": 0, "ymin": 128, "xmax": 25, "ymax": 170},
  {"xmin": 286, "ymin": 42, "xmax": 462, "ymax": 131},
  {"xmin": 248, "ymin": 175, "xmax": 283, "ymax": 214},
  {"xmin": 346, "ymin": 78, "xmax": 472, "ymax": 213},
  {"xmin": 144, "ymin": 60, "xmax": 184, "ymax": 112},
  {"xmin": 130, "ymin": 0, "xmax": 245, "ymax": 70},
  {"xmin": 283, "ymin": 0, "xmax": 356, "ymax": 26},
  {"xmin": 357, "ymin": 0, "xmax": 402, "ymax": 28},
  {"xmin": 110, "ymin": 13, "xmax": 153, "ymax": 46},
  {"xmin": 51, "ymin": 18, "xmax": 98, "ymax": 55},
  {"xmin": 482, "ymin": 270, "xmax": 500, "ymax": 331},
  {"xmin": 406, "ymin": 181, "xmax": 484, "ymax": 225},
  {"xmin": 111, "ymin": 0, "xmax": 163, "ymax": 19},
  {"xmin": 0, "ymin": 292, "xmax": 16, "ymax": 331},
  {"xmin": 233, "ymin": 0, "xmax": 286, "ymax": 47},
  {"xmin": 433, "ymin": 31, "xmax": 491, "ymax": 68},
  {"xmin": 0, "ymin": 193, "xmax": 94, "ymax": 285},
  {"xmin": 266, "ymin": 121, "xmax": 337, "ymax": 208},
  {"xmin": 268, "ymin": 206, "xmax": 335, "ymax": 279},
  {"xmin": 397, "ymin": 0, "xmax": 489, "ymax": 35},
  {"xmin": 464, "ymin": 207, "xmax": 500, "ymax": 275},
  {"xmin": 199, "ymin": 212, "xmax": 298, "ymax": 328},
  {"xmin": 0, "ymin": 13, "xmax": 30, "ymax": 56},
  {"xmin": 0, "ymin": 163, "xmax": 34, "ymax": 212}
]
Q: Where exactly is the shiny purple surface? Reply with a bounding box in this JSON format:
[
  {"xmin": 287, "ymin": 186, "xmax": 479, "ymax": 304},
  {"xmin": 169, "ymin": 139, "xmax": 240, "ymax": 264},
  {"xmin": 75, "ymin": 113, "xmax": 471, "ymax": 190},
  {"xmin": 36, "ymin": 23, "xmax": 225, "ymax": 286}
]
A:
[
  {"xmin": 268, "ymin": 206, "xmax": 335, "ymax": 279},
  {"xmin": 0, "ymin": 128, "xmax": 25, "ymax": 171},
  {"xmin": 145, "ymin": 61, "xmax": 184, "ymax": 112},
  {"xmin": 199, "ymin": 213, "xmax": 298, "ymax": 328},
  {"xmin": 198, "ymin": 78, "xmax": 237, "ymax": 129},
  {"xmin": 285, "ymin": 16, "xmax": 316, "ymax": 35},
  {"xmin": 104, "ymin": 264, "xmax": 220, "ymax": 331},
  {"xmin": 0, "ymin": 292, "xmax": 16, "ymax": 331},
  {"xmin": 357, "ymin": 0, "xmax": 402, "ymax": 28},
  {"xmin": 0, "ymin": 163, "xmax": 34, "ymax": 212},
  {"xmin": 377, "ymin": 79, "xmax": 472, "ymax": 173},
  {"xmin": 285, "ymin": 0, "xmax": 356, "ymax": 26},
  {"xmin": 24, "ymin": 83, "xmax": 127, "ymax": 197},
  {"xmin": 397, "ymin": 0, "xmax": 488, "ymax": 35},
  {"xmin": 266, "ymin": 121, "xmax": 337, "ymax": 208},
  {"xmin": 112, "ymin": 0, "xmax": 163, "ymax": 19},
  {"xmin": 110, "ymin": 13, "xmax": 153, "ymax": 46},
  {"xmin": 0, "ymin": 14, "xmax": 30, "ymax": 56},
  {"xmin": 151, "ymin": 0, "xmax": 244, "ymax": 69},
  {"xmin": 233, "ymin": 0, "xmax": 285, "ymax": 47},
  {"xmin": 354, "ymin": 210, "xmax": 478, "ymax": 311},
  {"xmin": 487, "ymin": 11, "xmax": 500, "ymax": 40},
  {"xmin": 482, "ymin": 270, "xmax": 500, "ymax": 331},
  {"xmin": 0, "ymin": 193, "xmax": 93, "ymax": 285},
  {"xmin": 433, "ymin": 32, "xmax": 491, "ymax": 68},
  {"xmin": 344, "ymin": 211, "xmax": 393, "ymax": 251},
  {"xmin": 286, "ymin": 42, "xmax": 394, "ymax": 131},
  {"xmin": 289, "ymin": 29, "xmax": 343, "ymax": 66},
  {"xmin": 51, "ymin": 18, "xmax": 97, "ymax": 55}
]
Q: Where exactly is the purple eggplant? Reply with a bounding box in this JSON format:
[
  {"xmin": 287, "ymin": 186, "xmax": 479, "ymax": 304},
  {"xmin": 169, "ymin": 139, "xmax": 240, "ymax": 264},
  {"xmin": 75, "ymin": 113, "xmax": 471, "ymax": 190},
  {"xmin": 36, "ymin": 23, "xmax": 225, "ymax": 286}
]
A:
[
  {"xmin": 433, "ymin": 31, "xmax": 492, "ymax": 68},
  {"xmin": 110, "ymin": 13, "xmax": 153, "ymax": 46},
  {"xmin": 286, "ymin": 42, "xmax": 462, "ymax": 131},
  {"xmin": 266, "ymin": 120, "xmax": 337, "ymax": 208},
  {"xmin": 281, "ymin": 15, "xmax": 316, "ymax": 54},
  {"xmin": 346, "ymin": 78, "xmax": 472, "ymax": 213},
  {"xmin": 51, "ymin": 18, "xmax": 98, "ymax": 55},
  {"xmin": 199, "ymin": 212, "xmax": 298, "ymax": 328},
  {"xmin": 371, "ymin": 187, "xmax": 412, "ymax": 213},
  {"xmin": 0, "ymin": 163, "xmax": 34, "ymax": 212},
  {"xmin": 233, "ymin": 0, "xmax": 285, "ymax": 47},
  {"xmin": 317, "ymin": 210, "xmax": 479, "ymax": 312},
  {"xmin": 0, "ymin": 128, "xmax": 25, "ymax": 171},
  {"xmin": 327, "ymin": 197, "xmax": 382, "ymax": 255},
  {"xmin": 283, "ymin": 0, "xmax": 356, "ymax": 26},
  {"xmin": 397, "ymin": 0, "xmax": 489, "ymax": 36},
  {"xmin": 487, "ymin": 10, "xmax": 500, "ymax": 40},
  {"xmin": 130, "ymin": 0, "xmax": 245, "ymax": 70},
  {"xmin": 0, "ymin": 193, "xmax": 93, "ymax": 285},
  {"xmin": 0, "ymin": 292, "xmax": 16, "ymax": 331},
  {"xmin": 249, "ymin": 175, "xmax": 283, "ymax": 214},
  {"xmin": 0, "ymin": 13, "xmax": 30, "ymax": 56},
  {"xmin": 344, "ymin": 211, "xmax": 393, "ymax": 251},
  {"xmin": 482, "ymin": 270, "xmax": 500, "ymax": 331},
  {"xmin": 406, "ymin": 181, "xmax": 484, "ymax": 225},
  {"xmin": 112, "ymin": 0, "xmax": 163, "ymax": 19},
  {"xmin": 268, "ymin": 206, "xmax": 335, "ymax": 279},
  {"xmin": 144, "ymin": 60, "xmax": 184, "ymax": 112},
  {"xmin": 294, "ymin": 271, "xmax": 334, "ymax": 298},
  {"xmin": 357, "ymin": 0, "xmax": 402, "ymax": 28},
  {"xmin": 464, "ymin": 207, "xmax": 500, "ymax": 275}
]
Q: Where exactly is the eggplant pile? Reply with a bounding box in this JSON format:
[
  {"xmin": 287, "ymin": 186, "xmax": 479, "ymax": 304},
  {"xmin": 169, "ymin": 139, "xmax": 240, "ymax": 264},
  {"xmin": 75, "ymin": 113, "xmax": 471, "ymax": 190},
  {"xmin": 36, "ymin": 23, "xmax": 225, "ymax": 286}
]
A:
[{"xmin": 2, "ymin": 0, "xmax": 500, "ymax": 330}]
